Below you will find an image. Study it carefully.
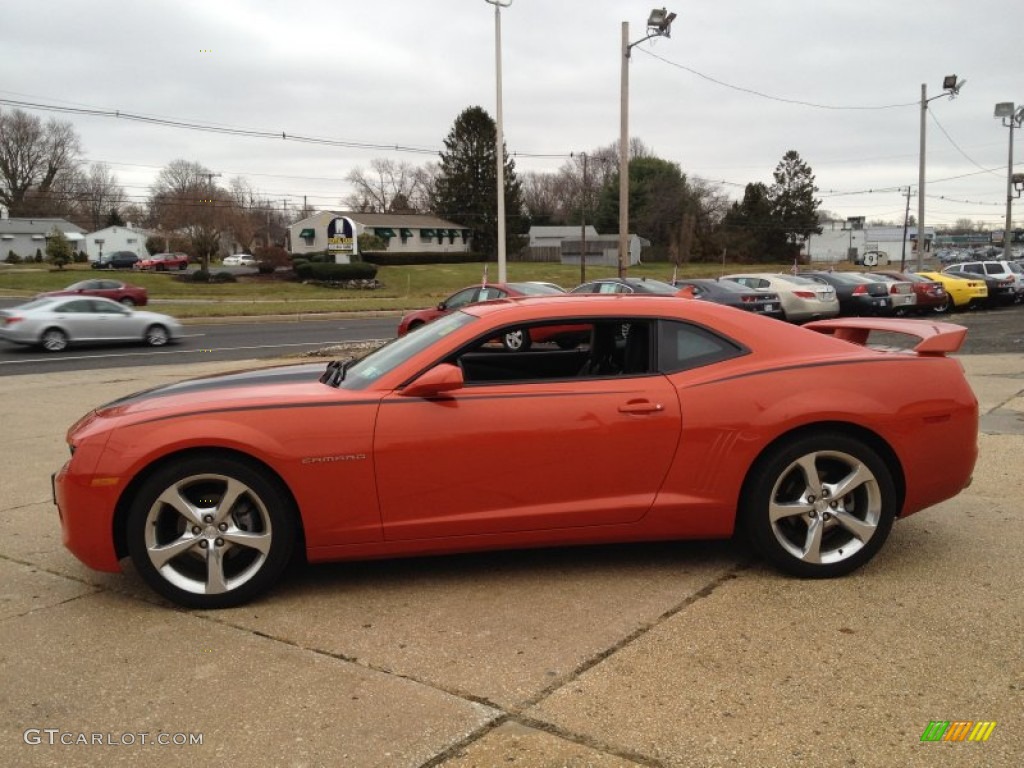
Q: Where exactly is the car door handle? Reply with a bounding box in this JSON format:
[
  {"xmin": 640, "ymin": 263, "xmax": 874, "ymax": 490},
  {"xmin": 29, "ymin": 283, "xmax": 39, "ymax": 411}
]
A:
[{"xmin": 618, "ymin": 401, "xmax": 664, "ymax": 414}]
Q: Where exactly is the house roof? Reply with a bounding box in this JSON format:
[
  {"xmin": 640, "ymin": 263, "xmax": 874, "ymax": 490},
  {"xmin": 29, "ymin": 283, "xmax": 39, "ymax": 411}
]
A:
[
  {"xmin": 85, "ymin": 225, "xmax": 154, "ymax": 238},
  {"xmin": 0, "ymin": 218, "xmax": 86, "ymax": 236},
  {"xmin": 294, "ymin": 211, "xmax": 469, "ymax": 230}
]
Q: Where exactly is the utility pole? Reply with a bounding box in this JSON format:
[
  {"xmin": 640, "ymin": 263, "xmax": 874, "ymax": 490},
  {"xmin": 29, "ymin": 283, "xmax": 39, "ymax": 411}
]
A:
[
  {"xmin": 579, "ymin": 152, "xmax": 589, "ymax": 284},
  {"xmin": 900, "ymin": 186, "xmax": 912, "ymax": 271}
]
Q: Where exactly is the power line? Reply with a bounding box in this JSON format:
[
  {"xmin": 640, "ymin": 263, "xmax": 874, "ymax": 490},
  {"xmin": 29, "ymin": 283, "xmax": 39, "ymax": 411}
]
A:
[
  {"xmin": 928, "ymin": 111, "xmax": 1002, "ymax": 178},
  {"xmin": 636, "ymin": 49, "xmax": 918, "ymax": 110}
]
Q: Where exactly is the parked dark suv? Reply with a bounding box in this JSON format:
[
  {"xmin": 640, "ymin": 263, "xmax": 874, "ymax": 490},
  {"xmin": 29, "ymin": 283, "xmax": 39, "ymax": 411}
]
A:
[{"xmin": 91, "ymin": 251, "xmax": 140, "ymax": 270}]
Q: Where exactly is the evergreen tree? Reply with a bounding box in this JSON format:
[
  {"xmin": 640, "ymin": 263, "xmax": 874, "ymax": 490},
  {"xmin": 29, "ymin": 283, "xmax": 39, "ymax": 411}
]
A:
[
  {"xmin": 768, "ymin": 150, "xmax": 822, "ymax": 254},
  {"xmin": 433, "ymin": 106, "xmax": 525, "ymax": 259},
  {"xmin": 45, "ymin": 227, "xmax": 73, "ymax": 269}
]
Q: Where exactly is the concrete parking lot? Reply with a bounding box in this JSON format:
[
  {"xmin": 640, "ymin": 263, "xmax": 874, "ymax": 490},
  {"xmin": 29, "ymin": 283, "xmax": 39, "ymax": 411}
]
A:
[{"xmin": 1, "ymin": 348, "xmax": 1022, "ymax": 767}]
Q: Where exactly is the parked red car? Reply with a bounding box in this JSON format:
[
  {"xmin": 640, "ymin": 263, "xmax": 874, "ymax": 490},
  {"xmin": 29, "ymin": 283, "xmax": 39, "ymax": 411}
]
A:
[
  {"xmin": 36, "ymin": 279, "xmax": 149, "ymax": 307},
  {"xmin": 870, "ymin": 271, "xmax": 947, "ymax": 313},
  {"xmin": 398, "ymin": 281, "xmax": 571, "ymax": 350},
  {"xmin": 55, "ymin": 295, "xmax": 978, "ymax": 608},
  {"xmin": 135, "ymin": 252, "xmax": 189, "ymax": 271}
]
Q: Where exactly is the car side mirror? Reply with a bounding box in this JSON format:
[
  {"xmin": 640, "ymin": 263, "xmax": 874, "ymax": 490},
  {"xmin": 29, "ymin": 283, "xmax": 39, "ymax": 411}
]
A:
[
  {"xmin": 437, "ymin": 302, "xmax": 447, "ymax": 311},
  {"xmin": 401, "ymin": 363, "xmax": 464, "ymax": 398}
]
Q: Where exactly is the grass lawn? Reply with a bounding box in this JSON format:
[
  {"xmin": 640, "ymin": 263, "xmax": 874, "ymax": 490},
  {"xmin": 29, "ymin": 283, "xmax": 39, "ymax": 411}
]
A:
[{"xmin": 0, "ymin": 260, "xmax": 804, "ymax": 318}]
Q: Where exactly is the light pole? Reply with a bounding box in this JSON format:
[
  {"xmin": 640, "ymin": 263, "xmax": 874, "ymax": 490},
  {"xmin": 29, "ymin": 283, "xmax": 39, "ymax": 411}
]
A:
[
  {"xmin": 994, "ymin": 102, "xmax": 1024, "ymax": 260},
  {"xmin": 917, "ymin": 75, "xmax": 964, "ymax": 270},
  {"xmin": 485, "ymin": 0, "xmax": 512, "ymax": 283},
  {"xmin": 620, "ymin": 8, "xmax": 676, "ymax": 278}
]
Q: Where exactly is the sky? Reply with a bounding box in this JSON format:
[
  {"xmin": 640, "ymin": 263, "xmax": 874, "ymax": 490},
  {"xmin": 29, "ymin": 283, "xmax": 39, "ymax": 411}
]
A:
[{"xmin": 2, "ymin": 0, "xmax": 1021, "ymax": 230}]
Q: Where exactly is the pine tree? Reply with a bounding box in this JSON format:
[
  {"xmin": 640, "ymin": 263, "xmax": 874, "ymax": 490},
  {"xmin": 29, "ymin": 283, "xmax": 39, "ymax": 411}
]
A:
[
  {"xmin": 768, "ymin": 150, "xmax": 822, "ymax": 254},
  {"xmin": 433, "ymin": 107, "xmax": 525, "ymax": 259}
]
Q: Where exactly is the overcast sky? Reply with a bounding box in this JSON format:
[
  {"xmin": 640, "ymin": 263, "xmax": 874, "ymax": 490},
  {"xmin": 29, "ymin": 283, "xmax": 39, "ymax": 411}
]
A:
[{"xmin": 3, "ymin": 0, "xmax": 1020, "ymax": 229}]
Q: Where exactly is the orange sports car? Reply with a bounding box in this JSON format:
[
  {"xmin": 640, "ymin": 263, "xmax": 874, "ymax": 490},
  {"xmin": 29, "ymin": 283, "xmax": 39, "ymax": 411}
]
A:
[{"xmin": 54, "ymin": 295, "xmax": 979, "ymax": 608}]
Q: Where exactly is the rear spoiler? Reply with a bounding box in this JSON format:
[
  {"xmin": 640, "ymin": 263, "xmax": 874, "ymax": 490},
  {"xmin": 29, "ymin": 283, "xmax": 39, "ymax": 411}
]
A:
[{"xmin": 803, "ymin": 317, "xmax": 967, "ymax": 357}]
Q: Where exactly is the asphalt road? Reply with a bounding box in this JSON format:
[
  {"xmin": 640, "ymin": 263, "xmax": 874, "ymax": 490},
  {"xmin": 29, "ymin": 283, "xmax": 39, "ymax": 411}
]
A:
[
  {"xmin": 0, "ymin": 315, "xmax": 399, "ymax": 375},
  {"xmin": 1, "ymin": 300, "xmax": 1021, "ymax": 376}
]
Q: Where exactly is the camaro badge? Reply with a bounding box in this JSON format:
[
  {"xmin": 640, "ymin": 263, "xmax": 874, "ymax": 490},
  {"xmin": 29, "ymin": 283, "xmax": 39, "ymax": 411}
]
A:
[{"xmin": 300, "ymin": 454, "xmax": 367, "ymax": 464}]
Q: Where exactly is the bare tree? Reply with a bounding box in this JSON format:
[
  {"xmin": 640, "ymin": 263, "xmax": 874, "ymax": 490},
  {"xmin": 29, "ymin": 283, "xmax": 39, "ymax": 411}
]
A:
[
  {"xmin": 149, "ymin": 159, "xmax": 230, "ymax": 271},
  {"xmin": 344, "ymin": 159, "xmax": 429, "ymax": 213},
  {"xmin": 76, "ymin": 163, "xmax": 126, "ymax": 231},
  {"xmin": 0, "ymin": 107, "xmax": 82, "ymax": 216}
]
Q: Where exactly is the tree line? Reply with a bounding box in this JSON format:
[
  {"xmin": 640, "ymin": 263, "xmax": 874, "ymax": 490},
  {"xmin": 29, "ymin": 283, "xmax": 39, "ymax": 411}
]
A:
[{"xmin": 1, "ymin": 104, "xmax": 824, "ymax": 266}]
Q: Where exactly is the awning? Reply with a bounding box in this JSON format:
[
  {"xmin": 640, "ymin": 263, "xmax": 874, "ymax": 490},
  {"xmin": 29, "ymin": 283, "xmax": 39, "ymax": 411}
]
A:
[
  {"xmin": 31, "ymin": 234, "xmax": 45, "ymax": 240},
  {"xmin": 374, "ymin": 227, "xmax": 395, "ymax": 238},
  {"xmin": 400, "ymin": 228, "xmax": 413, "ymax": 238},
  {"xmin": 420, "ymin": 229, "xmax": 436, "ymax": 237},
  {"xmin": 299, "ymin": 228, "xmax": 315, "ymax": 238},
  {"xmin": 66, "ymin": 233, "xmax": 84, "ymax": 241}
]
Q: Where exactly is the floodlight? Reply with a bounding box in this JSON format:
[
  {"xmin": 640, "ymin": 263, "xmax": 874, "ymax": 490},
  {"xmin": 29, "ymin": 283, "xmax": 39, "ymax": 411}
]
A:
[
  {"xmin": 994, "ymin": 102, "xmax": 1016, "ymax": 118},
  {"xmin": 942, "ymin": 75, "xmax": 958, "ymax": 90}
]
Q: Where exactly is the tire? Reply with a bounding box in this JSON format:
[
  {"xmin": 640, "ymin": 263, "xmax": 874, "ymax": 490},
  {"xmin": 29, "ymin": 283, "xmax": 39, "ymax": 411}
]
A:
[
  {"xmin": 407, "ymin": 320, "xmax": 424, "ymax": 333},
  {"xmin": 932, "ymin": 294, "xmax": 954, "ymax": 314},
  {"xmin": 157, "ymin": 264, "xmax": 166, "ymax": 272},
  {"xmin": 126, "ymin": 455, "xmax": 296, "ymax": 608},
  {"xmin": 502, "ymin": 328, "xmax": 531, "ymax": 352},
  {"xmin": 145, "ymin": 324, "xmax": 170, "ymax": 347},
  {"xmin": 120, "ymin": 297, "xmax": 136, "ymax": 307},
  {"xmin": 740, "ymin": 432, "xmax": 897, "ymax": 578},
  {"xmin": 40, "ymin": 327, "xmax": 68, "ymax": 352},
  {"xmin": 179, "ymin": 263, "xmax": 187, "ymax": 271}
]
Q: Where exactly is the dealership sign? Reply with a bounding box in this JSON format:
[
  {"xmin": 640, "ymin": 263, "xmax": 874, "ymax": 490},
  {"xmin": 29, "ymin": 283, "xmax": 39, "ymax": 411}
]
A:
[{"xmin": 327, "ymin": 217, "xmax": 358, "ymax": 255}]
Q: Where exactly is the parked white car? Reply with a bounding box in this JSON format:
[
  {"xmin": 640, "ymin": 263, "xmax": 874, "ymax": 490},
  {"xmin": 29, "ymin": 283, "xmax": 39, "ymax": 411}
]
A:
[
  {"xmin": 722, "ymin": 273, "xmax": 839, "ymax": 323},
  {"xmin": 222, "ymin": 254, "xmax": 257, "ymax": 267},
  {"xmin": 943, "ymin": 260, "xmax": 1024, "ymax": 302}
]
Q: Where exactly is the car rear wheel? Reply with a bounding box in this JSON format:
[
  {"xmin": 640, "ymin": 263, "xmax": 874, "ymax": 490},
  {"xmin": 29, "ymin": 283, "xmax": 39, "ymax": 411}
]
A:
[
  {"xmin": 40, "ymin": 328, "xmax": 68, "ymax": 352},
  {"xmin": 932, "ymin": 294, "xmax": 954, "ymax": 314},
  {"xmin": 502, "ymin": 329, "xmax": 531, "ymax": 352},
  {"xmin": 120, "ymin": 297, "xmax": 136, "ymax": 307},
  {"xmin": 126, "ymin": 456, "xmax": 296, "ymax": 608},
  {"xmin": 740, "ymin": 432, "xmax": 897, "ymax": 578},
  {"xmin": 145, "ymin": 324, "xmax": 169, "ymax": 346}
]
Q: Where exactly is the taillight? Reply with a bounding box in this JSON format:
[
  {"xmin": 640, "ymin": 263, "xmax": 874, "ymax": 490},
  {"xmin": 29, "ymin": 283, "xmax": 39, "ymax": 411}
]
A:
[
  {"xmin": 3, "ymin": 316, "xmax": 23, "ymax": 326},
  {"xmin": 741, "ymin": 295, "xmax": 755, "ymax": 303},
  {"xmin": 793, "ymin": 291, "xmax": 816, "ymax": 298},
  {"xmin": 852, "ymin": 285, "xmax": 867, "ymax": 295}
]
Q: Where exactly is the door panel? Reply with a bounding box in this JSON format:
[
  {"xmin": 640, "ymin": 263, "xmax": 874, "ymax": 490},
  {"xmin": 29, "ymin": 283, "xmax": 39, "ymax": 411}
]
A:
[{"xmin": 374, "ymin": 376, "xmax": 681, "ymax": 540}]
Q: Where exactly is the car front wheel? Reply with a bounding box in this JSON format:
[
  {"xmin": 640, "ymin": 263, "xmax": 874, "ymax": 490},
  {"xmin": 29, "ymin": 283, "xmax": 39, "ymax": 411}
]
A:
[
  {"xmin": 120, "ymin": 297, "xmax": 136, "ymax": 307},
  {"xmin": 145, "ymin": 324, "xmax": 169, "ymax": 346},
  {"xmin": 740, "ymin": 432, "xmax": 897, "ymax": 578},
  {"xmin": 126, "ymin": 456, "xmax": 296, "ymax": 608}
]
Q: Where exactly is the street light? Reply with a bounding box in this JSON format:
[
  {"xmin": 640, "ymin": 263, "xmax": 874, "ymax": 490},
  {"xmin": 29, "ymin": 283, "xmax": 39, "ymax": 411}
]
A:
[
  {"xmin": 917, "ymin": 75, "xmax": 964, "ymax": 270},
  {"xmin": 485, "ymin": 0, "xmax": 512, "ymax": 283},
  {"xmin": 995, "ymin": 101, "xmax": 1024, "ymax": 260},
  {"xmin": 620, "ymin": 8, "xmax": 676, "ymax": 277}
]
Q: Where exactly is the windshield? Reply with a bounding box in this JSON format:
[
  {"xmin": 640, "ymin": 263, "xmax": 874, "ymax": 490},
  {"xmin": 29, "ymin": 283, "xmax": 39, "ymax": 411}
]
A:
[
  {"xmin": 627, "ymin": 279, "xmax": 678, "ymax": 295},
  {"xmin": 337, "ymin": 311, "xmax": 477, "ymax": 390}
]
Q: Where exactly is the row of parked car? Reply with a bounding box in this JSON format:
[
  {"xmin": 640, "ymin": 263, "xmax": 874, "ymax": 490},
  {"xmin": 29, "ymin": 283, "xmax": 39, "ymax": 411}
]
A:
[
  {"xmin": 90, "ymin": 251, "xmax": 190, "ymax": 271},
  {"xmin": 398, "ymin": 259, "xmax": 1024, "ymax": 339}
]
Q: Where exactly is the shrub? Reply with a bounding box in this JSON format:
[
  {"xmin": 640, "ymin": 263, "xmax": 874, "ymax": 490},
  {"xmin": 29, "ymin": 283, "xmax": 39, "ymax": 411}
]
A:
[
  {"xmin": 294, "ymin": 262, "xmax": 378, "ymax": 281},
  {"xmin": 190, "ymin": 269, "xmax": 211, "ymax": 283},
  {"xmin": 6, "ymin": 251, "xmax": 22, "ymax": 264},
  {"xmin": 35, "ymin": 248, "xmax": 43, "ymax": 262},
  {"xmin": 212, "ymin": 271, "xmax": 237, "ymax": 283},
  {"xmin": 361, "ymin": 251, "xmax": 486, "ymax": 266},
  {"xmin": 253, "ymin": 245, "xmax": 290, "ymax": 268},
  {"xmin": 257, "ymin": 262, "xmax": 275, "ymax": 275},
  {"xmin": 74, "ymin": 251, "xmax": 88, "ymax": 263}
]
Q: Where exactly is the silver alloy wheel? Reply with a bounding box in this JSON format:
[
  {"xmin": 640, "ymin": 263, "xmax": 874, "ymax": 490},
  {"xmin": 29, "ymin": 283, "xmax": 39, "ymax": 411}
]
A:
[
  {"xmin": 767, "ymin": 449, "xmax": 882, "ymax": 565},
  {"xmin": 502, "ymin": 329, "xmax": 528, "ymax": 351},
  {"xmin": 146, "ymin": 325, "xmax": 169, "ymax": 346},
  {"xmin": 142, "ymin": 473, "xmax": 273, "ymax": 596},
  {"xmin": 41, "ymin": 328, "xmax": 68, "ymax": 352}
]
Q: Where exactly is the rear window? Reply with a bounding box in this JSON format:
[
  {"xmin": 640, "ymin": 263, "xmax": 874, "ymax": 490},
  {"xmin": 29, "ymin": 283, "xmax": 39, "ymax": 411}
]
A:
[{"xmin": 506, "ymin": 282, "xmax": 565, "ymax": 296}]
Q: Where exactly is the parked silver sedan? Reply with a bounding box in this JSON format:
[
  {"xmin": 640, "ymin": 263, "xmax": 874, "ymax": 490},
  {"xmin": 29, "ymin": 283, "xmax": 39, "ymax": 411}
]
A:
[
  {"xmin": 0, "ymin": 296, "xmax": 183, "ymax": 352},
  {"xmin": 721, "ymin": 273, "xmax": 839, "ymax": 322}
]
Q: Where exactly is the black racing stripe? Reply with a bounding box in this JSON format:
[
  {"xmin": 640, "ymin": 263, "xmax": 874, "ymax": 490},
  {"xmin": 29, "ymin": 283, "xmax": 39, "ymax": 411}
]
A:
[
  {"xmin": 104, "ymin": 363, "xmax": 328, "ymax": 408},
  {"xmin": 683, "ymin": 355, "xmax": 913, "ymax": 389},
  {"xmin": 125, "ymin": 398, "xmax": 381, "ymax": 427}
]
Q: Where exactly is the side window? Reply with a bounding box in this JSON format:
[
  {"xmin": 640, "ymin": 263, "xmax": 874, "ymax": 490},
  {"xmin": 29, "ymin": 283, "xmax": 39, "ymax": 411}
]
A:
[
  {"xmin": 90, "ymin": 300, "xmax": 125, "ymax": 314},
  {"xmin": 657, "ymin": 320, "xmax": 745, "ymax": 374},
  {"xmin": 984, "ymin": 264, "xmax": 999, "ymax": 275},
  {"xmin": 963, "ymin": 264, "xmax": 982, "ymax": 274},
  {"xmin": 445, "ymin": 288, "xmax": 478, "ymax": 310},
  {"xmin": 57, "ymin": 300, "xmax": 94, "ymax": 314},
  {"xmin": 478, "ymin": 287, "xmax": 506, "ymax": 301}
]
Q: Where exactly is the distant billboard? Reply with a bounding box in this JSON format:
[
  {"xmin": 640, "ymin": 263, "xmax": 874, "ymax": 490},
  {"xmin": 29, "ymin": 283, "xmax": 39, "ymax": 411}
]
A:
[{"xmin": 327, "ymin": 217, "xmax": 357, "ymax": 255}]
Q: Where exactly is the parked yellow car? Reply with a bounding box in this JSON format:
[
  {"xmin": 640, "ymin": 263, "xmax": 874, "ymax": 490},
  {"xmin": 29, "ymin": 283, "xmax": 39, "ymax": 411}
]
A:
[{"xmin": 916, "ymin": 271, "xmax": 987, "ymax": 313}]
